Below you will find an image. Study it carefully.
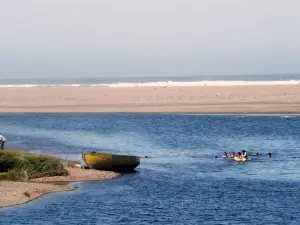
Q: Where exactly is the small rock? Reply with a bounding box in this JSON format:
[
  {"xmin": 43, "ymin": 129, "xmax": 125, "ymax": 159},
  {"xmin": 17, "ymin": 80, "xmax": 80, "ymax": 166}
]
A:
[{"xmin": 23, "ymin": 192, "xmax": 30, "ymax": 198}]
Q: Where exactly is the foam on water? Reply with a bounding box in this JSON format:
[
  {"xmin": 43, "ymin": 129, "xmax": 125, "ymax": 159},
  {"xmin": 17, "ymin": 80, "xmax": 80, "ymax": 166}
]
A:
[{"xmin": 0, "ymin": 79, "xmax": 299, "ymax": 88}]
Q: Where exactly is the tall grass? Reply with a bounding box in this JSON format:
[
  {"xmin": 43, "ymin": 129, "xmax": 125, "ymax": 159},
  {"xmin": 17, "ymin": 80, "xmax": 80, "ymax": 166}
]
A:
[{"xmin": 0, "ymin": 150, "xmax": 68, "ymax": 181}]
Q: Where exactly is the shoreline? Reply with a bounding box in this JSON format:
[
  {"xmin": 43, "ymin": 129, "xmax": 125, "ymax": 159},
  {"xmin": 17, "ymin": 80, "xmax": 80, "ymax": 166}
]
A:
[
  {"xmin": 0, "ymin": 79, "xmax": 299, "ymax": 88},
  {"xmin": 1, "ymin": 85, "xmax": 300, "ymax": 113},
  {"xmin": 0, "ymin": 181, "xmax": 76, "ymax": 208},
  {"xmin": 0, "ymin": 167, "xmax": 120, "ymax": 208},
  {"xmin": 0, "ymin": 104, "xmax": 299, "ymax": 114},
  {"xmin": 0, "ymin": 111, "xmax": 299, "ymax": 115},
  {"xmin": 1, "ymin": 112, "xmax": 300, "ymax": 115}
]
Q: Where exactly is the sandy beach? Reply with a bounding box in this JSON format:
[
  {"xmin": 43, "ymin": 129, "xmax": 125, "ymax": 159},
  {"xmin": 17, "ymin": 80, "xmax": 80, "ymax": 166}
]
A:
[
  {"xmin": 0, "ymin": 168, "xmax": 120, "ymax": 208},
  {"xmin": 0, "ymin": 85, "xmax": 300, "ymax": 113},
  {"xmin": 0, "ymin": 181, "xmax": 75, "ymax": 208}
]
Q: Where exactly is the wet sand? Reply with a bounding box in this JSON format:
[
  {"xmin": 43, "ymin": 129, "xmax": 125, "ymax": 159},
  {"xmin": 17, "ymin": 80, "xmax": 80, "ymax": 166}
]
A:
[
  {"xmin": 30, "ymin": 167, "xmax": 120, "ymax": 183},
  {"xmin": 0, "ymin": 181, "xmax": 75, "ymax": 208},
  {"xmin": 0, "ymin": 85, "xmax": 300, "ymax": 113},
  {"xmin": 0, "ymin": 168, "xmax": 120, "ymax": 208}
]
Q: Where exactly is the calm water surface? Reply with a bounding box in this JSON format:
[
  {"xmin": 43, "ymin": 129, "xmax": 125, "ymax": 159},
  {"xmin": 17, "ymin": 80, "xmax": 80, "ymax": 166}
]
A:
[{"xmin": 0, "ymin": 114, "xmax": 299, "ymax": 225}]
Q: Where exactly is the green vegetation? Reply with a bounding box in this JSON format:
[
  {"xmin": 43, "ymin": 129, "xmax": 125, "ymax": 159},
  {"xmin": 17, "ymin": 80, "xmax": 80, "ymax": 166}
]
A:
[{"xmin": 0, "ymin": 150, "xmax": 68, "ymax": 181}]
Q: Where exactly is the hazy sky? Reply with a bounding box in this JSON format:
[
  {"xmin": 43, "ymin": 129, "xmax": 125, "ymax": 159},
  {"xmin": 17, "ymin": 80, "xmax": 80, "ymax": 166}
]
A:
[{"xmin": 1, "ymin": 0, "xmax": 300, "ymax": 78}]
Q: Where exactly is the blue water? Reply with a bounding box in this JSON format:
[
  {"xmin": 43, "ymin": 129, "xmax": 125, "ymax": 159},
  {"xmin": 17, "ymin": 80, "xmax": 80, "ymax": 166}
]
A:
[{"xmin": 0, "ymin": 113, "xmax": 300, "ymax": 225}]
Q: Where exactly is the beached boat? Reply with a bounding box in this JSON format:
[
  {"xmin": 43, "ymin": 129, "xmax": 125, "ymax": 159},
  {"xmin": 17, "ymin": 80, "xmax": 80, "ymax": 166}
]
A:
[{"xmin": 82, "ymin": 152, "xmax": 140, "ymax": 172}]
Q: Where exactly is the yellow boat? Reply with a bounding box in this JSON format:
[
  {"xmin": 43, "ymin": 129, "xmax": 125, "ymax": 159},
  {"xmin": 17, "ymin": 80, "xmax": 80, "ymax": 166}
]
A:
[
  {"xmin": 233, "ymin": 156, "xmax": 247, "ymax": 162},
  {"xmin": 82, "ymin": 152, "xmax": 140, "ymax": 172}
]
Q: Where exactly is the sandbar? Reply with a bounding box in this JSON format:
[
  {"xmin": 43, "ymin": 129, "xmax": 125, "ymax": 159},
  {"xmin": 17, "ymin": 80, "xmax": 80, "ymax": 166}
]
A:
[{"xmin": 0, "ymin": 85, "xmax": 300, "ymax": 113}]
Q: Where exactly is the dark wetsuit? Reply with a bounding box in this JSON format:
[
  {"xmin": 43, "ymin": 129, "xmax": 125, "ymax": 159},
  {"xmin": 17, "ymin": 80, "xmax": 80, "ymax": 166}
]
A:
[{"xmin": 242, "ymin": 152, "xmax": 248, "ymax": 159}]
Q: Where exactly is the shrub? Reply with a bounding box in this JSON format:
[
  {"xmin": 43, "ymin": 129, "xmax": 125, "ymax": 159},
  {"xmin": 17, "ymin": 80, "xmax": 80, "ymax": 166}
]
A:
[{"xmin": 0, "ymin": 150, "xmax": 68, "ymax": 181}]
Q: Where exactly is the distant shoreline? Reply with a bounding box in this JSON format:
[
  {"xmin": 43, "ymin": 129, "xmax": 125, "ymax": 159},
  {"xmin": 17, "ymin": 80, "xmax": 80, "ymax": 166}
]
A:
[
  {"xmin": 0, "ymin": 85, "xmax": 300, "ymax": 113},
  {"xmin": 1, "ymin": 112, "xmax": 300, "ymax": 115},
  {"xmin": 1, "ymin": 73, "xmax": 300, "ymax": 86},
  {"xmin": 0, "ymin": 79, "xmax": 299, "ymax": 88},
  {"xmin": 1, "ymin": 112, "xmax": 299, "ymax": 115}
]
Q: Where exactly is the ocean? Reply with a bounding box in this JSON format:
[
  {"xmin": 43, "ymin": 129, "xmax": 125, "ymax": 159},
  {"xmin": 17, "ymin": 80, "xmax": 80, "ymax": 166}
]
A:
[
  {"xmin": 0, "ymin": 113, "xmax": 300, "ymax": 225},
  {"xmin": 0, "ymin": 74, "xmax": 300, "ymax": 88}
]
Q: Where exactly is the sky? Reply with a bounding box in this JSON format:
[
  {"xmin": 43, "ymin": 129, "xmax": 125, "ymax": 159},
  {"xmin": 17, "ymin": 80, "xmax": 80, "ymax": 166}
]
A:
[{"xmin": 0, "ymin": 0, "xmax": 300, "ymax": 79}]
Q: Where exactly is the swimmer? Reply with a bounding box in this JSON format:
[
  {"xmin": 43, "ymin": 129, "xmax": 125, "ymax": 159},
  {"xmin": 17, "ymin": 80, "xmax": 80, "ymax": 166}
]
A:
[
  {"xmin": 226, "ymin": 152, "xmax": 235, "ymax": 158},
  {"xmin": 267, "ymin": 152, "xmax": 272, "ymax": 158},
  {"xmin": 241, "ymin": 150, "xmax": 248, "ymax": 159}
]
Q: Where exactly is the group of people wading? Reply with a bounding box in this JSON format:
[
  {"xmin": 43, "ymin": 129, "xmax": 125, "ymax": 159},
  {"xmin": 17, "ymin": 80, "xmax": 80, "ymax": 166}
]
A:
[{"xmin": 219, "ymin": 150, "xmax": 272, "ymax": 159}]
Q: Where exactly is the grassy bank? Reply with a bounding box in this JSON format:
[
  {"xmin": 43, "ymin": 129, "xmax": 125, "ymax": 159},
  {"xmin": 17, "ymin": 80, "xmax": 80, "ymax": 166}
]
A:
[
  {"xmin": 0, "ymin": 150, "xmax": 121, "ymax": 208},
  {"xmin": 0, "ymin": 150, "xmax": 68, "ymax": 181}
]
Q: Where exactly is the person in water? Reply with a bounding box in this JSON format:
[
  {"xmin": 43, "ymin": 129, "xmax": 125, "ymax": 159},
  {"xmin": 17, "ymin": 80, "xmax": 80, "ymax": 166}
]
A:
[
  {"xmin": 226, "ymin": 152, "xmax": 235, "ymax": 158},
  {"xmin": 233, "ymin": 152, "xmax": 241, "ymax": 160},
  {"xmin": 252, "ymin": 152, "xmax": 259, "ymax": 156},
  {"xmin": 222, "ymin": 152, "xmax": 228, "ymax": 158},
  {"xmin": 267, "ymin": 152, "xmax": 272, "ymax": 158},
  {"xmin": 241, "ymin": 150, "xmax": 248, "ymax": 159}
]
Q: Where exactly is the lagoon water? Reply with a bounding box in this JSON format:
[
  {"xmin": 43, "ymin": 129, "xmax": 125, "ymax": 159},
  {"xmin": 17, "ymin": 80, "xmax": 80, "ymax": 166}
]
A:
[{"xmin": 0, "ymin": 113, "xmax": 300, "ymax": 225}]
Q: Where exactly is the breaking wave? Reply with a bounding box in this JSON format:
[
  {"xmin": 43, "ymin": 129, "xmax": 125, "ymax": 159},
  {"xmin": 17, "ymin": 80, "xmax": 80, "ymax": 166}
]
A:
[{"xmin": 0, "ymin": 80, "xmax": 299, "ymax": 88}]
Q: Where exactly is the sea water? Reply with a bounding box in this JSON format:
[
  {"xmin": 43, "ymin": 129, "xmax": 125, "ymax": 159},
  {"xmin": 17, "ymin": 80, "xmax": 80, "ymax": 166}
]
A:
[
  {"xmin": 1, "ymin": 74, "xmax": 300, "ymax": 88},
  {"xmin": 0, "ymin": 114, "xmax": 299, "ymax": 225}
]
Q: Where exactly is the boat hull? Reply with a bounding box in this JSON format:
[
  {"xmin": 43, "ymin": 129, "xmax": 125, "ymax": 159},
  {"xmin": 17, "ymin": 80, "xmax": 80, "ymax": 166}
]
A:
[{"xmin": 82, "ymin": 152, "xmax": 140, "ymax": 172}]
